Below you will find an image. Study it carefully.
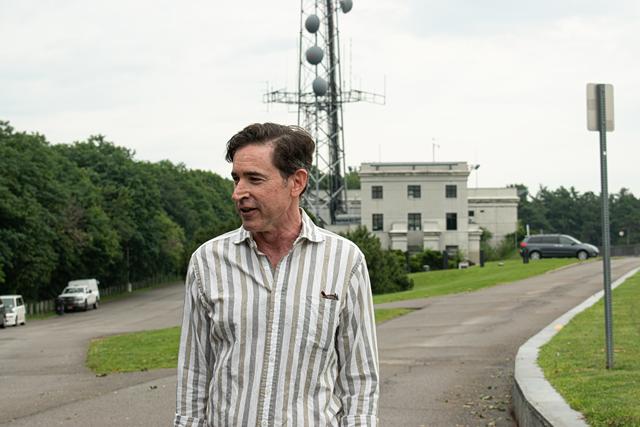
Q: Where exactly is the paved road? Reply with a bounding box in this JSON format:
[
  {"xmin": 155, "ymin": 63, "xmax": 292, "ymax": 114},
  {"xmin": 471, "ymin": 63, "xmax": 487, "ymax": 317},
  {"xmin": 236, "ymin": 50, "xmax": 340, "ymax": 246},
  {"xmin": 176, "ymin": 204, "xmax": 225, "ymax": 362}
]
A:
[
  {"xmin": 0, "ymin": 283, "xmax": 184, "ymax": 426},
  {"xmin": 376, "ymin": 257, "xmax": 640, "ymax": 426},
  {"xmin": 1, "ymin": 258, "xmax": 638, "ymax": 426}
]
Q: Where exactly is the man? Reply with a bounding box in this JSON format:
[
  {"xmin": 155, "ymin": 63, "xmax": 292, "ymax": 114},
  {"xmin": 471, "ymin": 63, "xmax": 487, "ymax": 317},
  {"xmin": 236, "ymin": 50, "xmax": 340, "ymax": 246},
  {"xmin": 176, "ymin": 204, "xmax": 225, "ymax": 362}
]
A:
[{"xmin": 174, "ymin": 123, "xmax": 379, "ymax": 426}]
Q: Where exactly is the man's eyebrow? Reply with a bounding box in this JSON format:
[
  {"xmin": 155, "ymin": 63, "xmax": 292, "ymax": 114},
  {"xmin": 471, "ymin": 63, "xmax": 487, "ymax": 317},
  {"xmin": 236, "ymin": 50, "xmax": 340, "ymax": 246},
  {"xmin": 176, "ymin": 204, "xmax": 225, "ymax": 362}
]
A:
[{"xmin": 231, "ymin": 170, "xmax": 267, "ymax": 179}]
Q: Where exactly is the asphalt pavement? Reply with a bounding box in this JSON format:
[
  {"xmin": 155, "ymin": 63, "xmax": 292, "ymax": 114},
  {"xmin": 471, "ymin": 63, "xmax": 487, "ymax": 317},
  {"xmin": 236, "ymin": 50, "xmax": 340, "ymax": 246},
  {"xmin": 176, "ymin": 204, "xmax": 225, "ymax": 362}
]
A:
[
  {"xmin": 1, "ymin": 257, "xmax": 638, "ymax": 426},
  {"xmin": 376, "ymin": 257, "xmax": 640, "ymax": 426},
  {"xmin": 0, "ymin": 284, "xmax": 184, "ymax": 426}
]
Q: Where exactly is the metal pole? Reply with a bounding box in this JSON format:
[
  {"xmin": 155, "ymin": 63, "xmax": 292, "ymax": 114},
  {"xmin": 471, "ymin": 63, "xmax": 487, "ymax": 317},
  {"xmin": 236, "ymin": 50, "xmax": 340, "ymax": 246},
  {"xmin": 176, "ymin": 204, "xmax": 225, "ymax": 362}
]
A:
[
  {"xmin": 326, "ymin": 0, "xmax": 342, "ymax": 224},
  {"xmin": 597, "ymin": 83, "xmax": 614, "ymax": 369}
]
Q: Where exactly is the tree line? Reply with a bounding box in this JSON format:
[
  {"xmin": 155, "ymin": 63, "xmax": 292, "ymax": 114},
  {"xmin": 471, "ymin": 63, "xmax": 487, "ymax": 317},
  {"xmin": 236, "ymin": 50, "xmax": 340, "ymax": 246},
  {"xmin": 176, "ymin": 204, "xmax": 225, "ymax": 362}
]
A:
[
  {"xmin": 0, "ymin": 121, "xmax": 239, "ymax": 301},
  {"xmin": 2, "ymin": 121, "xmax": 638, "ymax": 300},
  {"xmin": 513, "ymin": 184, "xmax": 639, "ymax": 246}
]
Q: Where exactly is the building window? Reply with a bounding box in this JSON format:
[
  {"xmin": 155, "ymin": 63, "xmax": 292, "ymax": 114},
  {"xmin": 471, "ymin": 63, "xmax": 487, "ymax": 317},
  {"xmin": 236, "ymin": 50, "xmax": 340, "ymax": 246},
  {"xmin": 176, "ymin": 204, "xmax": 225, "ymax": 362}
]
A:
[
  {"xmin": 445, "ymin": 184, "xmax": 457, "ymax": 198},
  {"xmin": 468, "ymin": 210, "xmax": 475, "ymax": 217},
  {"xmin": 407, "ymin": 185, "xmax": 421, "ymax": 199},
  {"xmin": 445, "ymin": 245, "xmax": 459, "ymax": 256},
  {"xmin": 371, "ymin": 185, "xmax": 383, "ymax": 199},
  {"xmin": 372, "ymin": 214, "xmax": 384, "ymax": 231},
  {"xmin": 408, "ymin": 213, "xmax": 422, "ymax": 231},
  {"xmin": 446, "ymin": 213, "xmax": 458, "ymax": 230}
]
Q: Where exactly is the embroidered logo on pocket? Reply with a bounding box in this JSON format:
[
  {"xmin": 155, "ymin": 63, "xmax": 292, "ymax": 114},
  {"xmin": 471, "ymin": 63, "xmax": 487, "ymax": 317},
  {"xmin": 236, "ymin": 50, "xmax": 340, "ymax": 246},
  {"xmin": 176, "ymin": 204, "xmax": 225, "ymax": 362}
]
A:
[{"xmin": 320, "ymin": 290, "xmax": 339, "ymax": 301}]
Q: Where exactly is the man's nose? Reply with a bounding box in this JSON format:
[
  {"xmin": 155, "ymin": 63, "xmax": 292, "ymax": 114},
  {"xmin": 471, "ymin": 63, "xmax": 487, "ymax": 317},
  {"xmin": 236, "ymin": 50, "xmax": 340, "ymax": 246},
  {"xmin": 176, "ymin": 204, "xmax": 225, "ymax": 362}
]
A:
[{"xmin": 232, "ymin": 181, "xmax": 247, "ymax": 201}]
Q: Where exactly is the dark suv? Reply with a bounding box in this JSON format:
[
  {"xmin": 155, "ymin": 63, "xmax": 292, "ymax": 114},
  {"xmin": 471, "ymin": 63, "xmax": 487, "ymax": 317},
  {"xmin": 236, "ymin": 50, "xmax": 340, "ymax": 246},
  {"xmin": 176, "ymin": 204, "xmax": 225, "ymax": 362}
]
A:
[{"xmin": 520, "ymin": 234, "xmax": 599, "ymax": 261}]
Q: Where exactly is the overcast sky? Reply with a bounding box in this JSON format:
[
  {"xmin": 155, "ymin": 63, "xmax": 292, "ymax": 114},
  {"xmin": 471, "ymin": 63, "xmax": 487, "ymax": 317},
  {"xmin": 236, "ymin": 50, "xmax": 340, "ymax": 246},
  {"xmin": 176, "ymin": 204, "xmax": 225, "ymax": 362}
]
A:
[{"xmin": 1, "ymin": 0, "xmax": 638, "ymax": 195}]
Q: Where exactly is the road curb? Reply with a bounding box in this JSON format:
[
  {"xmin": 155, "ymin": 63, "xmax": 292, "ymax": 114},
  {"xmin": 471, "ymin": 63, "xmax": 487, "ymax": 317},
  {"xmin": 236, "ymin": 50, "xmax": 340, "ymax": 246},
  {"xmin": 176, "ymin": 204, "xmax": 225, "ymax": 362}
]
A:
[{"xmin": 512, "ymin": 266, "xmax": 640, "ymax": 426}]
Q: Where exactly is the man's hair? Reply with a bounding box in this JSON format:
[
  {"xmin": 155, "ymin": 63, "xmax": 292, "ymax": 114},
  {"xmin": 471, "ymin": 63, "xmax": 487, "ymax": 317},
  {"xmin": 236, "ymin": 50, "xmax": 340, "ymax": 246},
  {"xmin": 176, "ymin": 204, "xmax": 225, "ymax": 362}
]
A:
[{"xmin": 225, "ymin": 123, "xmax": 315, "ymax": 182}]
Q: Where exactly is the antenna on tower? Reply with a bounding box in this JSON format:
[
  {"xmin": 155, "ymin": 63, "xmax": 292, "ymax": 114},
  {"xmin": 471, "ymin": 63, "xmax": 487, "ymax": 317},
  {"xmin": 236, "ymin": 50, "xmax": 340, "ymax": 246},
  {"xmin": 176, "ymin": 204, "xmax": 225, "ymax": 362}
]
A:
[{"xmin": 264, "ymin": 0, "xmax": 385, "ymax": 226}]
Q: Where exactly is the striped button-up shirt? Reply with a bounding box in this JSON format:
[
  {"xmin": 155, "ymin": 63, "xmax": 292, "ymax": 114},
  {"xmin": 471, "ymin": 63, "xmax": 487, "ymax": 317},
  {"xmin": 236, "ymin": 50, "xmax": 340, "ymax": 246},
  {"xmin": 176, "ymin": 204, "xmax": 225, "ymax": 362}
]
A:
[{"xmin": 174, "ymin": 211, "xmax": 379, "ymax": 426}]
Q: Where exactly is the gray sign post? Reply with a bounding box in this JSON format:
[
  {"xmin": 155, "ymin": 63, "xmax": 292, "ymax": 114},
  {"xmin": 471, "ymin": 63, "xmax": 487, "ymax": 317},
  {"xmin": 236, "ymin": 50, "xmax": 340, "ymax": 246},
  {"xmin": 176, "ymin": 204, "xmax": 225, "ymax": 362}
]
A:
[{"xmin": 587, "ymin": 82, "xmax": 614, "ymax": 369}]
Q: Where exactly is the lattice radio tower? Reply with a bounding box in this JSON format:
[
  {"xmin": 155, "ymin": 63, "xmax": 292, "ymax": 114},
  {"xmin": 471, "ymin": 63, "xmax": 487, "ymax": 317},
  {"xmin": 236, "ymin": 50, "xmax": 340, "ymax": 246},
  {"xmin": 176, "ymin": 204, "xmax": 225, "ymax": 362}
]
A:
[{"xmin": 265, "ymin": 0, "xmax": 384, "ymax": 226}]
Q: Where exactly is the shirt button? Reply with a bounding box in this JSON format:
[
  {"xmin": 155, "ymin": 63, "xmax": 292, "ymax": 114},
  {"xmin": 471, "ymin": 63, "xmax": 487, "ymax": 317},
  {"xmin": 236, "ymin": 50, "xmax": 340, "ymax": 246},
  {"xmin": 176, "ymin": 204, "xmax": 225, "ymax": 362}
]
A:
[
  {"xmin": 261, "ymin": 421, "xmax": 268, "ymax": 427},
  {"xmin": 269, "ymin": 355, "xmax": 275, "ymax": 363}
]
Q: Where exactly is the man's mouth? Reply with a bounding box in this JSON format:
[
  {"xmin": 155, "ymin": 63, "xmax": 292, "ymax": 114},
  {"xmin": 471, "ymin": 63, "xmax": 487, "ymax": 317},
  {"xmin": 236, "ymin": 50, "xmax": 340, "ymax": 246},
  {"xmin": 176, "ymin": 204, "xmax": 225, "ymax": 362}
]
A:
[{"xmin": 239, "ymin": 207, "xmax": 257, "ymax": 214}]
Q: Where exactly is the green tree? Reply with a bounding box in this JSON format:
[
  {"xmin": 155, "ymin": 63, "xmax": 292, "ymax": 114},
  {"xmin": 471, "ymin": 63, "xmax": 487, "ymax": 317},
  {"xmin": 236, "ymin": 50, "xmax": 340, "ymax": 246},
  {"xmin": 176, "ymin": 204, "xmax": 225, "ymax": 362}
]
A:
[
  {"xmin": 1, "ymin": 124, "xmax": 59, "ymax": 297},
  {"xmin": 610, "ymin": 188, "xmax": 639, "ymax": 245},
  {"xmin": 341, "ymin": 226, "xmax": 413, "ymax": 294},
  {"xmin": 511, "ymin": 183, "xmax": 640, "ymax": 247},
  {"xmin": 345, "ymin": 166, "xmax": 360, "ymax": 190},
  {"xmin": 1, "ymin": 121, "xmax": 241, "ymax": 300}
]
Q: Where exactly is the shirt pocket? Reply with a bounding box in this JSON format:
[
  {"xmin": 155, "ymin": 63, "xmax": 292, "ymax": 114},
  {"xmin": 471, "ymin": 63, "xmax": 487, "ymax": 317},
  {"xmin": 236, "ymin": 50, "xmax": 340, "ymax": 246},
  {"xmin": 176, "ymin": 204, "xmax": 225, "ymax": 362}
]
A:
[{"xmin": 304, "ymin": 295, "xmax": 339, "ymax": 352}]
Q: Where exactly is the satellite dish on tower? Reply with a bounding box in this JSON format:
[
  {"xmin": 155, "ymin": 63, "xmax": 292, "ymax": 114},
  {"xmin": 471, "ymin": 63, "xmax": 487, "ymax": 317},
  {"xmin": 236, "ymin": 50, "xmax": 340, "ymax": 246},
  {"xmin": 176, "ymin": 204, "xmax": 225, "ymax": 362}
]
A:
[
  {"xmin": 312, "ymin": 77, "xmax": 328, "ymax": 96},
  {"xmin": 305, "ymin": 14, "xmax": 320, "ymax": 33},
  {"xmin": 340, "ymin": 0, "xmax": 353, "ymax": 13},
  {"xmin": 305, "ymin": 46, "xmax": 324, "ymax": 65}
]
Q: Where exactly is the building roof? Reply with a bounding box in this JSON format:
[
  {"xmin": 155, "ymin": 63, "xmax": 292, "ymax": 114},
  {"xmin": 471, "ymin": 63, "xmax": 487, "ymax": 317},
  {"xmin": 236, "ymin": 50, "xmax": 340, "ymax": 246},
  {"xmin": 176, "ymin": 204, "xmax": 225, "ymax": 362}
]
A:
[{"xmin": 360, "ymin": 162, "xmax": 470, "ymax": 177}]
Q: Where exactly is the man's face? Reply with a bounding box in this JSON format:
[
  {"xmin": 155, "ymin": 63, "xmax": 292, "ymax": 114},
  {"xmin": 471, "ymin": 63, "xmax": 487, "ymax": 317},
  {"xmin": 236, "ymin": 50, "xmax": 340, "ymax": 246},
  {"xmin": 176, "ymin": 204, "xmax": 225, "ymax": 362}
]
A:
[{"xmin": 231, "ymin": 143, "xmax": 298, "ymax": 233}]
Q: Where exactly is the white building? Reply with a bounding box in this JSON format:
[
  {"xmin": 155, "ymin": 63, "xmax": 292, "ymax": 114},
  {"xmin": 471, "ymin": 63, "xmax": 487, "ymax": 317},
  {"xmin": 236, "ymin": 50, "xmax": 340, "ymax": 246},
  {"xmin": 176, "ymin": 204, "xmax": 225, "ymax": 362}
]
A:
[
  {"xmin": 468, "ymin": 187, "xmax": 520, "ymax": 247},
  {"xmin": 351, "ymin": 162, "xmax": 519, "ymax": 264}
]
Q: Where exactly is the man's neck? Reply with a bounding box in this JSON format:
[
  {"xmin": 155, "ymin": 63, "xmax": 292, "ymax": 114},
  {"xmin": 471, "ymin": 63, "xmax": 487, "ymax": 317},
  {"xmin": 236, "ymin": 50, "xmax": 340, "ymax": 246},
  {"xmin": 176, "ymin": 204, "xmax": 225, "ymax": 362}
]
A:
[{"xmin": 253, "ymin": 211, "xmax": 303, "ymax": 267}]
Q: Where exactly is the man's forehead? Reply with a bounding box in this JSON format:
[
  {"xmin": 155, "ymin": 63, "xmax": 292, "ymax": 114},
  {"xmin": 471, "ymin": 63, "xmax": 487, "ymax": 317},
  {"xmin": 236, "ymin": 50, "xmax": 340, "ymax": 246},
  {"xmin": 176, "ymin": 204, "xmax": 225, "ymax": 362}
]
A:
[{"xmin": 231, "ymin": 143, "xmax": 275, "ymax": 171}]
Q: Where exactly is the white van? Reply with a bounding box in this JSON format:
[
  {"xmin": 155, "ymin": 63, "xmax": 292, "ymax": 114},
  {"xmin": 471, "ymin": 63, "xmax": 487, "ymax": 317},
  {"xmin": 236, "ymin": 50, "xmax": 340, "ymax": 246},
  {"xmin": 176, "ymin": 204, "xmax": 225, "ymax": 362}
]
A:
[
  {"xmin": 0, "ymin": 295, "xmax": 26, "ymax": 326},
  {"xmin": 58, "ymin": 279, "xmax": 101, "ymax": 311},
  {"xmin": 67, "ymin": 279, "xmax": 100, "ymax": 301}
]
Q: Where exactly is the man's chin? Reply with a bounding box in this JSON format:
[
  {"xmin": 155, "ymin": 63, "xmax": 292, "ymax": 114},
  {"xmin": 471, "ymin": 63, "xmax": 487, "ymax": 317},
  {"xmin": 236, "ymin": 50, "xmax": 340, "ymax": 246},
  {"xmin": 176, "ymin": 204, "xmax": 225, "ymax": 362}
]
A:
[{"xmin": 240, "ymin": 219, "xmax": 262, "ymax": 233}]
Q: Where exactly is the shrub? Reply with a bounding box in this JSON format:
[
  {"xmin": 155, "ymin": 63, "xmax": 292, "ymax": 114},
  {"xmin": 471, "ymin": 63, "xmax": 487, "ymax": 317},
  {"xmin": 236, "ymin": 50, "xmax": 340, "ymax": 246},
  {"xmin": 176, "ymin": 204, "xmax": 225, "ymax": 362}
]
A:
[
  {"xmin": 340, "ymin": 226, "xmax": 414, "ymax": 294},
  {"xmin": 409, "ymin": 249, "xmax": 462, "ymax": 272}
]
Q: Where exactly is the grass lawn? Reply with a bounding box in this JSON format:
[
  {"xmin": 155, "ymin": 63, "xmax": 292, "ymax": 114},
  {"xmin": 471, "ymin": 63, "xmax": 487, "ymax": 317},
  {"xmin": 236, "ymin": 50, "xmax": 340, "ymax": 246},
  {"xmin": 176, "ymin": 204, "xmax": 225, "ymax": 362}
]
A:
[
  {"xmin": 374, "ymin": 308, "xmax": 414, "ymax": 324},
  {"xmin": 538, "ymin": 272, "xmax": 640, "ymax": 427},
  {"xmin": 373, "ymin": 258, "xmax": 581, "ymax": 304},
  {"xmin": 87, "ymin": 327, "xmax": 181, "ymax": 374}
]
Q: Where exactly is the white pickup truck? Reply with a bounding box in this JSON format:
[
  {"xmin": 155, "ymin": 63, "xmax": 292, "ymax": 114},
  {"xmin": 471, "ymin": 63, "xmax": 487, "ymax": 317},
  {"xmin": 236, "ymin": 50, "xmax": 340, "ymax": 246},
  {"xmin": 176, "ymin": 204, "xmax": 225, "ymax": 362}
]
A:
[{"xmin": 57, "ymin": 279, "xmax": 100, "ymax": 312}]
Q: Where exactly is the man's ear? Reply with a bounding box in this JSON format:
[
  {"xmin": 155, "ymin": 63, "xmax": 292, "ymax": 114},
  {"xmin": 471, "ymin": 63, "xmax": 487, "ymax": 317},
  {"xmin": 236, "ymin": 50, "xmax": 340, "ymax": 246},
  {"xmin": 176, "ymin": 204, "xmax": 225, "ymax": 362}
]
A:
[{"xmin": 290, "ymin": 168, "xmax": 308, "ymax": 198}]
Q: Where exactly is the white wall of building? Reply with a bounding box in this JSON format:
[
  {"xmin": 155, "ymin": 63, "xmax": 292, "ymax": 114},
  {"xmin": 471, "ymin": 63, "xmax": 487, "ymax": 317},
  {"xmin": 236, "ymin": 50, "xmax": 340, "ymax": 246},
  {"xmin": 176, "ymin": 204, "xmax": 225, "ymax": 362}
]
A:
[
  {"xmin": 468, "ymin": 187, "xmax": 519, "ymax": 245},
  {"xmin": 360, "ymin": 162, "xmax": 483, "ymax": 262}
]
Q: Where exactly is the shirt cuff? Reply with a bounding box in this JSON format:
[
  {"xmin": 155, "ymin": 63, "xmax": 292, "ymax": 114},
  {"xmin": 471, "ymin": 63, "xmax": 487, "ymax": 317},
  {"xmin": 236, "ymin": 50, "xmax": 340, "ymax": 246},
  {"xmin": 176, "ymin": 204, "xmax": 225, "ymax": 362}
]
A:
[{"xmin": 174, "ymin": 413, "xmax": 207, "ymax": 427}]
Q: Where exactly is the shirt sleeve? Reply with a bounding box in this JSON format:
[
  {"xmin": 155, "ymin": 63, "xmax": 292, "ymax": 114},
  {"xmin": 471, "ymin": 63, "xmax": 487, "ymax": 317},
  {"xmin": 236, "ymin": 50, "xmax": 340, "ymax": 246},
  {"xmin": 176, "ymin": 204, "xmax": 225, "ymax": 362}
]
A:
[
  {"xmin": 335, "ymin": 256, "xmax": 380, "ymax": 427},
  {"xmin": 174, "ymin": 255, "xmax": 214, "ymax": 427}
]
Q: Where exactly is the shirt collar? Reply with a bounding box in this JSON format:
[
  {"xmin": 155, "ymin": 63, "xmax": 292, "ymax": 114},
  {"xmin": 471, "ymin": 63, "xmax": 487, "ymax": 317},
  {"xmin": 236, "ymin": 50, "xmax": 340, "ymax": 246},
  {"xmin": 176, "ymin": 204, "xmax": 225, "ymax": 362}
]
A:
[{"xmin": 232, "ymin": 208, "xmax": 325, "ymax": 246}]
